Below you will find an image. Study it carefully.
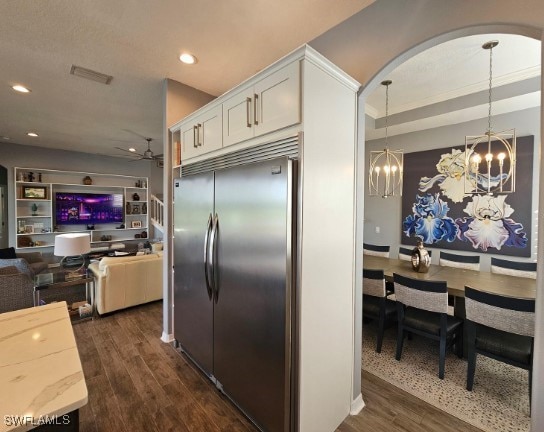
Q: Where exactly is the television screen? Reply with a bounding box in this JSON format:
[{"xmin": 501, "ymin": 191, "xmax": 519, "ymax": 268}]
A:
[{"xmin": 55, "ymin": 192, "xmax": 124, "ymax": 225}]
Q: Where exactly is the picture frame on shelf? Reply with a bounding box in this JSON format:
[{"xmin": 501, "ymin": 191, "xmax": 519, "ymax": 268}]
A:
[
  {"xmin": 22, "ymin": 186, "xmax": 47, "ymax": 199},
  {"xmin": 24, "ymin": 225, "xmax": 34, "ymax": 234},
  {"xmin": 131, "ymin": 220, "xmax": 142, "ymax": 228}
]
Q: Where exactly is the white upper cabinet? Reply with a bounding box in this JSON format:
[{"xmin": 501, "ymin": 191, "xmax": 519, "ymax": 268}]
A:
[
  {"xmin": 223, "ymin": 61, "xmax": 300, "ymax": 147},
  {"xmin": 170, "ymin": 45, "xmax": 359, "ymax": 164},
  {"xmin": 180, "ymin": 104, "xmax": 222, "ymax": 160}
]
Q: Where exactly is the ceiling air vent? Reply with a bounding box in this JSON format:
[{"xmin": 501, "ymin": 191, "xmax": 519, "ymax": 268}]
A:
[{"xmin": 70, "ymin": 65, "xmax": 113, "ymax": 85}]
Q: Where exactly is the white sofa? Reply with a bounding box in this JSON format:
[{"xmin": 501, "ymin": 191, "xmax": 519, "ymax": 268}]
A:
[{"xmin": 88, "ymin": 252, "xmax": 163, "ymax": 315}]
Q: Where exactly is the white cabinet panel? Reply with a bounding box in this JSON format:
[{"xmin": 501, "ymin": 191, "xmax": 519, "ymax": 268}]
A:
[
  {"xmin": 222, "ymin": 88, "xmax": 254, "ymax": 147},
  {"xmin": 182, "ymin": 105, "xmax": 223, "ymax": 160},
  {"xmin": 223, "ymin": 61, "xmax": 300, "ymax": 147},
  {"xmin": 254, "ymin": 60, "xmax": 300, "ymax": 138},
  {"xmin": 180, "ymin": 121, "xmax": 197, "ymax": 160}
]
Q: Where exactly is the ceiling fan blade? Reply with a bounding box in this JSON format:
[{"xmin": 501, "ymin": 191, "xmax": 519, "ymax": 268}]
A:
[
  {"xmin": 127, "ymin": 157, "xmax": 145, "ymax": 162},
  {"xmin": 153, "ymin": 153, "xmax": 164, "ymax": 158},
  {"xmin": 115, "ymin": 146, "xmax": 144, "ymax": 157},
  {"xmin": 122, "ymin": 129, "xmax": 159, "ymax": 142}
]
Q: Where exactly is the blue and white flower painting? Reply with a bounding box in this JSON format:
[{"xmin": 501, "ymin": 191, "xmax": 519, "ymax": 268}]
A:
[
  {"xmin": 419, "ymin": 149, "xmax": 472, "ymax": 203},
  {"xmin": 400, "ymin": 138, "xmax": 533, "ymax": 257},
  {"xmin": 403, "ymin": 193, "xmax": 458, "ymax": 244},
  {"xmin": 455, "ymin": 195, "xmax": 527, "ymax": 251}
]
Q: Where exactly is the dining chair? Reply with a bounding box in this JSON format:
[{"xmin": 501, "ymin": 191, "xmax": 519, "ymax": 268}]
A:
[
  {"xmin": 465, "ymin": 286, "xmax": 534, "ymax": 408},
  {"xmin": 398, "ymin": 246, "xmax": 432, "ymax": 261},
  {"xmin": 362, "ymin": 269, "xmax": 397, "ymax": 353},
  {"xmin": 490, "ymin": 257, "xmax": 537, "ymax": 279},
  {"xmin": 439, "ymin": 251, "xmax": 480, "ymax": 271},
  {"xmin": 393, "ymin": 273, "xmax": 463, "ymax": 379},
  {"xmin": 363, "ymin": 243, "xmax": 390, "ymax": 258}
]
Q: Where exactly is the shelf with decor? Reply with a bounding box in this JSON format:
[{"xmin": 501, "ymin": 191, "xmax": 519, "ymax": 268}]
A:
[{"xmin": 14, "ymin": 167, "xmax": 149, "ymax": 250}]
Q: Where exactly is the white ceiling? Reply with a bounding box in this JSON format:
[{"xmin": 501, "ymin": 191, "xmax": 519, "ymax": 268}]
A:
[
  {"xmin": 0, "ymin": 2, "xmax": 541, "ymax": 157},
  {"xmin": 0, "ymin": 0, "xmax": 374, "ymax": 157},
  {"xmin": 364, "ymin": 33, "xmax": 541, "ymax": 140}
]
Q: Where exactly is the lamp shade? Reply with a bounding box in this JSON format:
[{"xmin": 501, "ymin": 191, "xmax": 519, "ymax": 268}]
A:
[{"xmin": 54, "ymin": 233, "xmax": 91, "ymax": 257}]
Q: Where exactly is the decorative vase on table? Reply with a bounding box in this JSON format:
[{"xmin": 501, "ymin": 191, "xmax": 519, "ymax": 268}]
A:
[{"xmin": 411, "ymin": 240, "xmax": 431, "ymax": 273}]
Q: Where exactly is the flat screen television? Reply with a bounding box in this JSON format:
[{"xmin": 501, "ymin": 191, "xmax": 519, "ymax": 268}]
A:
[{"xmin": 55, "ymin": 192, "xmax": 124, "ymax": 225}]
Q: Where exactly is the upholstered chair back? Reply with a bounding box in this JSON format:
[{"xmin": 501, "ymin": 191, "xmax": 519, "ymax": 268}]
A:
[
  {"xmin": 439, "ymin": 251, "xmax": 480, "ymax": 271},
  {"xmin": 465, "ymin": 286, "xmax": 535, "ymax": 337},
  {"xmin": 363, "ymin": 268, "xmax": 386, "ymax": 298},
  {"xmin": 490, "ymin": 257, "xmax": 537, "ymax": 279},
  {"xmin": 393, "ymin": 273, "xmax": 448, "ymax": 314},
  {"xmin": 363, "ymin": 243, "xmax": 390, "ymax": 258}
]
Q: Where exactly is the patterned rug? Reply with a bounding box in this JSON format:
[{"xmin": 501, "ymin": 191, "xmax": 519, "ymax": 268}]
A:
[{"xmin": 362, "ymin": 325, "xmax": 530, "ymax": 432}]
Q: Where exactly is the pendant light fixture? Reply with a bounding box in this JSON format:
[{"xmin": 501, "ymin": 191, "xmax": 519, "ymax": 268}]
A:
[
  {"xmin": 369, "ymin": 80, "xmax": 403, "ymax": 198},
  {"xmin": 465, "ymin": 40, "xmax": 516, "ymax": 195}
]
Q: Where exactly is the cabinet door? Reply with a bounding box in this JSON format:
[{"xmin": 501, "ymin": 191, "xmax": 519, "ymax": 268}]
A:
[
  {"xmin": 180, "ymin": 120, "xmax": 198, "ymax": 160},
  {"xmin": 254, "ymin": 60, "xmax": 300, "ymax": 138},
  {"xmin": 199, "ymin": 105, "xmax": 222, "ymax": 155},
  {"xmin": 222, "ymin": 87, "xmax": 254, "ymax": 147}
]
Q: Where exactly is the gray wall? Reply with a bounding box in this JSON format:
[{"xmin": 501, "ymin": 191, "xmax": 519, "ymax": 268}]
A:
[
  {"xmin": 364, "ymin": 107, "xmax": 540, "ymax": 271},
  {"xmin": 1, "ymin": 142, "xmax": 162, "ymax": 248}
]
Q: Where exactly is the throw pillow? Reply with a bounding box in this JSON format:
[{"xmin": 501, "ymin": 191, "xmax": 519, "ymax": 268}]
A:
[
  {"xmin": 0, "ymin": 247, "xmax": 16, "ymax": 259},
  {"xmin": 0, "ymin": 258, "xmax": 33, "ymax": 277},
  {"xmin": 0, "ymin": 265, "xmax": 19, "ymax": 275}
]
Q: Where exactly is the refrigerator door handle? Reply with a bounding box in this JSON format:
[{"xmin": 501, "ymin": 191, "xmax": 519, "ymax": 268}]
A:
[
  {"xmin": 209, "ymin": 213, "xmax": 219, "ymax": 303},
  {"xmin": 203, "ymin": 213, "xmax": 213, "ymax": 300}
]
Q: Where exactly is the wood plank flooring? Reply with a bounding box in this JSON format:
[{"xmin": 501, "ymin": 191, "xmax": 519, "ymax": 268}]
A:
[
  {"xmin": 73, "ymin": 302, "xmax": 483, "ymax": 432},
  {"xmin": 73, "ymin": 301, "xmax": 256, "ymax": 432}
]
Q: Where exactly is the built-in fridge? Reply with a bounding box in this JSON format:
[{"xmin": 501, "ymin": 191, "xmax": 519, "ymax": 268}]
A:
[{"xmin": 173, "ymin": 156, "xmax": 295, "ymax": 432}]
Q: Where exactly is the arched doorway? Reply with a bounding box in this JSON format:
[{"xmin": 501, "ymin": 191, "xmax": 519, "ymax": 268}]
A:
[{"xmin": 353, "ymin": 24, "xmax": 542, "ymax": 432}]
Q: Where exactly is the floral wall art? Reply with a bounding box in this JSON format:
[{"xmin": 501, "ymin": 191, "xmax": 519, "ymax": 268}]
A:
[{"xmin": 401, "ymin": 135, "xmax": 534, "ymax": 257}]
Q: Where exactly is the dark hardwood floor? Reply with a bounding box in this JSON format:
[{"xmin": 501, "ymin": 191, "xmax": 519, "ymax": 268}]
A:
[
  {"xmin": 73, "ymin": 301, "xmax": 256, "ymax": 432},
  {"xmin": 73, "ymin": 302, "xmax": 483, "ymax": 432}
]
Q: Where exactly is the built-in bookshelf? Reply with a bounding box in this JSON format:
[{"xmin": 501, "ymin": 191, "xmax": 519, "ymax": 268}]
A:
[{"xmin": 14, "ymin": 167, "xmax": 149, "ymax": 249}]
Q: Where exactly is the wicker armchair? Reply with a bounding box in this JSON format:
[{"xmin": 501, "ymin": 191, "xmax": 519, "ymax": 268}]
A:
[{"xmin": 0, "ymin": 266, "xmax": 35, "ymax": 313}]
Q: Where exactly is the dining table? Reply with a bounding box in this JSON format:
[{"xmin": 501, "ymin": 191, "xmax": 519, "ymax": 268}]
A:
[
  {"xmin": 362, "ymin": 254, "xmax": 537, "ymax": 356},
  {"xmin": 362, "ymin": 255, "xmax": 536, "ymax": 300}
]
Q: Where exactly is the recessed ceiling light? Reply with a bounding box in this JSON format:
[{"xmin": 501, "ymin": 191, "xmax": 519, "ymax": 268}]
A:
[
  {"xmin": 128, "ymin": 147, "xmax": 136, "ymax": 152},
  {"xmin": 1, "ymin": 136, "xmax": 10, "ymax": 140},
  {"xmin": 27, "ymin": 132, "xmax": 39, "ymax": 137},
  {"xmin": 179, "ymin": 53, "xmax": 197, "ymax": 65},
  {"xmin": 12, "ymin": 85, "xmax": 31, "ymax": 93}
]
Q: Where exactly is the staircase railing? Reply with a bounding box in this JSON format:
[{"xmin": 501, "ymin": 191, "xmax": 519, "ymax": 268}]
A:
[{"xmin": 150, "ymin": 194, "xmax": 164, "ymax": 232}]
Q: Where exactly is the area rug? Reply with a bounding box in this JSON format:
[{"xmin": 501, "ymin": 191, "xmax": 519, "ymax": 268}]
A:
[{"xmin": 362, "ymin": 326, "xmax": 530, "ymax": 432}]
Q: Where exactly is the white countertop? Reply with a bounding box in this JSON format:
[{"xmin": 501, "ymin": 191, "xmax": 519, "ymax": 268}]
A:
[{"xmin": 0, "ymin": 302, "xmax": 88, "ymax": 431}]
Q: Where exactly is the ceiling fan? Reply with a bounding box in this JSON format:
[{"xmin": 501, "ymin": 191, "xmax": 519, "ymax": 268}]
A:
[{"xmin": 115, "ymin": 137, "xmax": 163, "ymax": 161}]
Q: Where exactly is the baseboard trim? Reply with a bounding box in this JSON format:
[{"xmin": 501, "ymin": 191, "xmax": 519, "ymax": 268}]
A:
[
  {"xmin": 350, "ymin": 393, "xmax": 365, "ymax": 415},
  {"xmin": 161, "ymin": 332, "xmax": 174, "ymax": 343}
]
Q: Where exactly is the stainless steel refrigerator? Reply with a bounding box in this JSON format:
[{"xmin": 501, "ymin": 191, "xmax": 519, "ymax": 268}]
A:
[{"xmin": 173, "ymin": 156, "xmax": 295, "ymax": 432}]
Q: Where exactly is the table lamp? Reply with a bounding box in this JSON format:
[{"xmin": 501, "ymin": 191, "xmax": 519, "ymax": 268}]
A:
[{"xmin": 54, "ymin": 233, "xmax": 91, "ymax": 271}]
